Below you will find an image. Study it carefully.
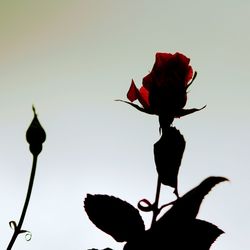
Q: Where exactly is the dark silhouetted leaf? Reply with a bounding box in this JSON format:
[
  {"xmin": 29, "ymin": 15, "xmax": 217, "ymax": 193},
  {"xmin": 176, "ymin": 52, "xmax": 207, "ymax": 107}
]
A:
[
  {"xmin": 124, "ymin": 219, "xmax": 223, "ymax": 250},
  {"xmin": 156, "ymin": 176, "xmax": 228, "ymax": 225},
  {"xmin": 124, "ymin": 176, "xmax": 227, "ymax": 250},
  {"xmin": 84, "ymin": 194, "xmax": 145, "ymax": 242},
  {"xmin": 154, "ymin": 127, "xmax": 185, "ymax": 194},
  {"xmin": 88, "ymin": 248, "xmax": 113, "ymax": 250},
  {"xmin": 187, "ymin": 219, "xmax": 224, "ymax": 249}
]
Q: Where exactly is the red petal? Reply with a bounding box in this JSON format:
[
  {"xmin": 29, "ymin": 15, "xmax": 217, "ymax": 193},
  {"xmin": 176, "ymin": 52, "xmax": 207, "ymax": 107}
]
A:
[
  {"xmin": 174, "ymin": 52, "xmax": 193, "ymax": 85},
  {"xmin": 175, "ymin": 52, "xmax": 190, "ymax": 65},
  {"xmin": 185, "ymin": 65, "xmax": 193, "ymax": 84},
  {"xmin": 138, "ymin": 86, "xmax": 150, "ymax": 109},
  {"xmin": 127, "ymin": 79, "xmax": 139, "ymax": 102},
  {"xmin": 155, "ymin": 52, "xmax": 173, "ymax": 62},
  {"xmin": 142, "ymin": 73, "xmax": 153, "ymax": 89},
  {"xmin": 155, "ymin": 52, "xmax": 173, "ymax": 69},
  {"xmin": 127, "ymin": 80, "xmax": 150, "ymax": 110}
]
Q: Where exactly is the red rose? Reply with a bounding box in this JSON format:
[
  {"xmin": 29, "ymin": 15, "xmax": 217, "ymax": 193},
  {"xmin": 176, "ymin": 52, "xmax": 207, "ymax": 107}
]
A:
[{"xmin": 126, "ymin": 52, "xmax": 204, "ymax": 121}]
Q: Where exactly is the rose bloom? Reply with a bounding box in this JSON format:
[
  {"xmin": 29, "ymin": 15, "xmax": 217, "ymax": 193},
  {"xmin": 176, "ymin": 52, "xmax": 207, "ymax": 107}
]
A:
[{"xmin": 126, "ymin": 52, "xmax": 203, "ymax": 120}]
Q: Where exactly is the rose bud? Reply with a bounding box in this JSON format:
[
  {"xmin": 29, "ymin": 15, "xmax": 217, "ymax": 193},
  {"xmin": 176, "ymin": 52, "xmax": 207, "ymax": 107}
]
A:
[
  {"xmin": 26, "ymin": 106, "xmax": 46, "ymax": 156},
  {"xmin": 154, "ymin": 127, "xmax": 185, "ymax": 195}
]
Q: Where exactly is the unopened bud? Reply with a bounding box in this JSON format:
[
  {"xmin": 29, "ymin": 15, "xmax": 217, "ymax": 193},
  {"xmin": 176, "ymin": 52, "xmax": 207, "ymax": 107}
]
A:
[{"xmin": 26, "ymin": 106, "xmax": 46, "ymax": 156}]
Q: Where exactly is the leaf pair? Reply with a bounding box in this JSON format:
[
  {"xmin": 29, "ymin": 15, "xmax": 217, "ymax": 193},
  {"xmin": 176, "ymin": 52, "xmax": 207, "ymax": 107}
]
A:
[{"xmin": 84, "ymin": 176, "xmax": 228, "ymax": 250}]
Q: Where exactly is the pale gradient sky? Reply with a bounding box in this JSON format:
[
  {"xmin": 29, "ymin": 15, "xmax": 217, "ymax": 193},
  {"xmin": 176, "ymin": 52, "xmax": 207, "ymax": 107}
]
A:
[{"xmin": 0, "ymin": 1, "xmax": 249, "ymax": 249}]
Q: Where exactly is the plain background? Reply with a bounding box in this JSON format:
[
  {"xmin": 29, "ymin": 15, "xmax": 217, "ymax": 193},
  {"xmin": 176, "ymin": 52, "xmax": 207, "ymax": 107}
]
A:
[{"xmin": 0, "ymin": 1, "xmax": 249, "ymax": 249}]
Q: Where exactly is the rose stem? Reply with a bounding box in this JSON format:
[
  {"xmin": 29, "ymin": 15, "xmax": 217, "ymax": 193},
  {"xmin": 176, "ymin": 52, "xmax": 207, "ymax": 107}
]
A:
[
  {"xmin": 7, "ymin": 154, "xmax": 38, "ymax": 250},
  {"xmin": 150, "ymin": 176, "xmax": 161, "ymax": 227}
]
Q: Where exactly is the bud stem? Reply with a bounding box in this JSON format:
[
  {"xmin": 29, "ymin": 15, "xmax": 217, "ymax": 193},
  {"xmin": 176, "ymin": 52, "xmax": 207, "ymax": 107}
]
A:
[{"xmin": 7, "ymin": 155, "xmax": 38, "ymax": 250}]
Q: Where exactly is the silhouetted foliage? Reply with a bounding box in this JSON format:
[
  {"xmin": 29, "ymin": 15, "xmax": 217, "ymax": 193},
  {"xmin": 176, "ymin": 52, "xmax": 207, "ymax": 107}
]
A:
[
  {"xmin": 85, "ymin": 177, "xmax": 226, "ymax": 250},
  {"xmin": 88, "ymin": 248, "xmax": 113, "ymax": 250},
  {"xmin": 84, "ymin": 194, "xmax": 145, "ymax": 242},
  {"xmin": 124, "ymin": 218, "xmax": 223, "ymax": 250},
  {"xmin": 127, "ymin": 177, "xmax": 227, "ymax": 250}
]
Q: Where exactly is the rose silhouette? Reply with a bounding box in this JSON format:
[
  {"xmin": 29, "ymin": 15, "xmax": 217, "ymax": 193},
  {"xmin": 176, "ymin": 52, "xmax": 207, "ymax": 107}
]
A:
[
  {"xmin": 124, "ymin": 52, "xmax": 204, "ymax": 125},
  {"xmin": 86, "ymin": 52, "xmax": 226, "ymax": 250}
]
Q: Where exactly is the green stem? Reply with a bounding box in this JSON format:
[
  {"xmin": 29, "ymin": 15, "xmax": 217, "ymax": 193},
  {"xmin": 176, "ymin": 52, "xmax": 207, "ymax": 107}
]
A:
[
  {"xmin": 150, "ymin": 176, "xmax": 161, "ymax": 227},
  {"xmin": 7, "ymin": 155, "xmax": 38, "ymax": 250}
]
